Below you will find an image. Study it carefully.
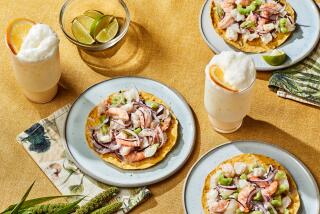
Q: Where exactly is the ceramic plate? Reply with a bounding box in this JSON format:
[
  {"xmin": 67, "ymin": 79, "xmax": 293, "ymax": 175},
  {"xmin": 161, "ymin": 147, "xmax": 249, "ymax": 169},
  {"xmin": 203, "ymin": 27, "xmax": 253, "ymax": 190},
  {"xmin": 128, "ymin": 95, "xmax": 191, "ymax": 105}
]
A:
[
  {"xmin": 199, "ymin": 0, "xmax": 320, "ymax": 71},
  {"xmin": 64, "ymin": 77, "xmax": 196, "ymax": 187},
  {"xmin": 183, "ymin": 141, "xmax": 319, "ymax": 214}
]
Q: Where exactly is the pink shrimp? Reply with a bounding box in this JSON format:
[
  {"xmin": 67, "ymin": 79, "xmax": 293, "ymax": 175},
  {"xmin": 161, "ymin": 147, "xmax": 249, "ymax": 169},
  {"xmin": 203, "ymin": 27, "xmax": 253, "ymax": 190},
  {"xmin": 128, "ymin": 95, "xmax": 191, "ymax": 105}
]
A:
[
  {"xmin": 218, "ymin": 14, "xmax": 235, "ymax": 29},
  {"xmin": 125, "ymin": 151, "xmax": 146, "ymax": 162},
  {"xmin": 209, "ymin": 200, "xmax": 230, "ymax": 213},
  {"xmin": 238, "ymin": 186, "xmax": 254, "ymax": 212},
  {"xmin": 136, "ymin": 109, "xmax": 145, "ymax": 128},
  {"xmin": 107, "ymin": 107, "xmax": 129, "ymax": 121},
  {"xmin": 261, "ymin": 181, "xmax": 278, "ymax": 197},
  {"xmin": 247, "ymin": 175, "xmax": 269, "ymax": 188},
  {"xmin": 116, "ymin": 138, "xmax": 140, "ymax": 147},
  {"xmin": 221, "ymin": 0, "xmax": 236, "ymax": 13},
  {"xmin": 161, "ymin": 116, "xmax": 171, "ymax": 131}
]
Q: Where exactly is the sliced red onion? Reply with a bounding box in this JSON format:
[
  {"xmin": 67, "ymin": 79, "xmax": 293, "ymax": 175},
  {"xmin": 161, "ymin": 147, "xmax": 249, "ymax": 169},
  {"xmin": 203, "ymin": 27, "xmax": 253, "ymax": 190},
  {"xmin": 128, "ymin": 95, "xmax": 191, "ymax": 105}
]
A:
[
  {"xmin": 262, "ymin": 193, "xmax": 271, "ymax": 202},
  {"xmin": 156, "ymin": 126, "xmax": 165, "ymax": 148},
  {"xmin": 252, "ymin": 202, "xmax": 268, "ymax": 214},
  {"xmin": 264, "ymin": 202, "xmax": 278, "ymax": 214},
  {"xmin": 92, "ymin": 130, "xmax": 110, "ymax": 149},
  {"xmin": 247, "ymin": 188, "xmax": 259, "ymax": 208},
  {"xmin": 156, "ymin": 105, "xmax": 164, "ymax": 115},
  {"xmin": 217, "ymin": 185, "xmax": 237, "ymax": 190},
  {"xmin": 122, "ymin": 129, "xmax": 140, "ymax": 141},
  {"xmin": 96, "ymin": 148, "xmax": 112, "ymax": 154}
]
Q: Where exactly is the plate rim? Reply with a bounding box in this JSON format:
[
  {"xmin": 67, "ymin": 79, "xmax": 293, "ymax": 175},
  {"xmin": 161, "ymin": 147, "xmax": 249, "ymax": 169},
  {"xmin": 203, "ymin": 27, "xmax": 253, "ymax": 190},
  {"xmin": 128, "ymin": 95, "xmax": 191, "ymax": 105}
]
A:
[
  {"xmin": 199, "ymin": 0, "xmax": 320, "ymax": 71},
  {"xmin": 64, "ymin": 76, "xmax": 196, "ymax": 187},
  {"xmin": 182, "ymin": 140, "xmax": 320, "ymax": 213}
]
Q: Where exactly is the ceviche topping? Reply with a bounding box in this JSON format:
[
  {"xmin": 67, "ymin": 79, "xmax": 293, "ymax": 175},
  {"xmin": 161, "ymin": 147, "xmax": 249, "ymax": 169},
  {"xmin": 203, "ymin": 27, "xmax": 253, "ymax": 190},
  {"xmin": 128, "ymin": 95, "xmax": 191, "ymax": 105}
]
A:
[
  {"xmin": 214, "ymin": 0, "xmax": 296, "ymax": 44},
  {"xmin": 89, "ymin": 88, "xmax": 173, "ymax": 163},
  {"xmin": 207, "ymin": 162, "xmax": 293, "ymax": 213}
]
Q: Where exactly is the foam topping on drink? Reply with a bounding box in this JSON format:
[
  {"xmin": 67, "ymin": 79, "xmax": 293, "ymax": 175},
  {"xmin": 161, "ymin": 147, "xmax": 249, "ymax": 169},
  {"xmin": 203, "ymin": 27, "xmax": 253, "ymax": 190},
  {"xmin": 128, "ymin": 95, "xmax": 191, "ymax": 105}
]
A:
[
  {"xmin": 17, "ymin": 24, "xmax": 59, "ymax": 62},
  {"xmin": 207, "ymin": 51, "xmax": 256, "ymax": 91}
]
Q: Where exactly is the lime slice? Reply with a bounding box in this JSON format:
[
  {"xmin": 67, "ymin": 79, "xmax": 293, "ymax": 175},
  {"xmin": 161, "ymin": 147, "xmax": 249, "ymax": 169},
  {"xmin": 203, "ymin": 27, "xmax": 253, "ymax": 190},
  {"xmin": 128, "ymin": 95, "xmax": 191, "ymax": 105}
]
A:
[
  {"xmin": 90, "ymin": 15, "xmax": 113, "ymax": 37},
  {"xmin": 95, "ymin": 18, "xmax": 119, "ymax": 43},
  {"xmin": 83, "ymin": 10, "xmax": 104, "ymax": 20},
  {"xmin": 74, "ymin": 15, "xmax": 95, "ymax": 31},
  {"xmin": 71, "ymin": 19, "xmax": 95, "ymax": 45},
  {"xmin": 262, "ymin": 50, "xmax": 287, "ymax": 66}
]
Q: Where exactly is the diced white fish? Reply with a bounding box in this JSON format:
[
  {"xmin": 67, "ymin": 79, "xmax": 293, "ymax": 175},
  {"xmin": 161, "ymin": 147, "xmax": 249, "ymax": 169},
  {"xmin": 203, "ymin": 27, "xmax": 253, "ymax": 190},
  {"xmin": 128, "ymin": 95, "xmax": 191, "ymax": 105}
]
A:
[
  {"xmin": 238, "ymin": 179, "xmax": 250, "ymax": 189},
  {"xmin": 120, "ymin": 102, "xmax": 134, "ymax": 112},
  {"xmin": 226, "ymin": 23, "xmax": 240, "ymax": 41},
  {"xmin": 223, "ymin": 199, "xmax": 238, "ymax": 214},
  {"xmin": 131, "ymin": 111, "xmax": 141, "ymax": 129},
  {"xmin": 96, "ymin": 132, "xmax": 112, "ymax": 143},
  {"xmin": 231, "ymin": 9, "xmax": 245, "ymax": 22},
  {"xmin": 263, "ymin": 23, "xmax": 275, "ymax": 32},
  {"xmin": 207, "ymin": 189, "xmax": 219, "ymax": 207},
  {"xmin": 260, "ymin": 33, "xmax": 273, "ymax": 44},
  {"xmin": 119, "ymin": 146, "xmax": 132, "ymax": 156},
  {"xmin": 279, "ymin": 196, "xmax": 291, "ymax": 213},
  {"xmin": 144, "ymin": 143, "xmax": 159, "ymax": 158},
  {"xmin": 123, "ymin": 88, "xmax": 139, "ymax": 103},
  {"xmin": 221, "ymin": 163, "xmax": 235, "ymax": 178},
  {"xmin": 220, "ymin": 189, "xmax": 235, "ymax": 199},
  {"xmin": 253, "ymin": 167, "xmax": 266, "ymax": 177},
  {"xmin": 234, "ymin": 162, "xmax": 247, "ymax": 175},
  {"xmin": 138, "ymin": 129, "xmax": 154, "ymax": 137},
  {"xmin": 110, "ymin": 120, "xmax": 125, "ymax": 130}
]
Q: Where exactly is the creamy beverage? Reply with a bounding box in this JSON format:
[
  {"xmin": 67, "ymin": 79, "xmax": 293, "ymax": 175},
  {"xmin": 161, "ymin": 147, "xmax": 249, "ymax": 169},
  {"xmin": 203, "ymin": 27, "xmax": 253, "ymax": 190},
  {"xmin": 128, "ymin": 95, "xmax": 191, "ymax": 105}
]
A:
[
  {"xmin": 204, "ymin": 51, "xmax": 256, "ymax": 133},
  {"xmin": 6, "ymin": 20, "xmax": 61, "ymax": 103}
]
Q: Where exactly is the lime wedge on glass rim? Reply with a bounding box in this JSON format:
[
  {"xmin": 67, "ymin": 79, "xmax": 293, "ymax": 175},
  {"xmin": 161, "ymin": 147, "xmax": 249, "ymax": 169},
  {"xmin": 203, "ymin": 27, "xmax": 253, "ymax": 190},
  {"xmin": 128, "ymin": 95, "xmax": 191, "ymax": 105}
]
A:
[
  {"xmin": 95, "ymin": 18, "xmax": 119, "ymax": 43},
  {"xmin": 262, "ymin": 49, "xmax": 287, "ymax": 66},
  {"xmin": 71, "ymin": 19, "xmax": 95, "ymax": 45},
  {"xmin": 83, "ymin": 10, "xmax": 104, "ymax": 20}
]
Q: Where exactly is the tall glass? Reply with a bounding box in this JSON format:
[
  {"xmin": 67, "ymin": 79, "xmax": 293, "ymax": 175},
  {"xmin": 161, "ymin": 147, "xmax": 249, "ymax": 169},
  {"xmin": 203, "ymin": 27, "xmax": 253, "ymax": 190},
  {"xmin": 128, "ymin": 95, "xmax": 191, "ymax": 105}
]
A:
[
  {"xmin": 6, "ymin": 40, "xmax": 61, "ymax": 103},
  {"xmin": 204, "ymin": 64, "xmax": 256, "ymax": 133}
]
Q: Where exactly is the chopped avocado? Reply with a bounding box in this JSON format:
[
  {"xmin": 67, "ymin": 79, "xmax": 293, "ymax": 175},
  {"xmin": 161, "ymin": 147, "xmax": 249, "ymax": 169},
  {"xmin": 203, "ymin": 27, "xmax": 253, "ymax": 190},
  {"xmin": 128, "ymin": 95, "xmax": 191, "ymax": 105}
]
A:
[
  {"xmin": 275, "ymin": 171, "xmax": 287, "ymax": 180},
  {"xmin": 253, "ymin": 191, "xmax": 262, "ymax": 201},
  {"xmin": 240, "ymin": 173, "xmax": 247, "ymax": 180},
  {"xmin": 248, "ymin": 163, "xmax": 257, "ymax": 172},
  {"xmin": 250, "ymin": 211, "xmax": 263, "ymax": 214},
  {"xmin": 280, "ymin": 27, "xmax": 289, "ymax": 33},
  {"xmin": 218, "ymin": 174, "xmax": 233, "ymax": 186},
  {"xmin": 268, "ymin": 209, "xmax": 276, "ymax": 214},
  {"xmin": 99, "ymin": 114, "xmax": 107, "ymax": 123},
  {"xmin": 276, "ymin": 183, "xmax": 289, "ymax": 195},
  {"xmin": 253, "ymin": 0, "xmax": 262, "ymax": 6},
  {"xmin": 237, "ymin": 1, "xmax": 258, "ymax": 15},
  {"xmin": 145, "ymin": 100, "xmax": 159, "ymax": 109},
  {"xmin": 240, "ymin": 20, "xmax": 255, "ymax": 29},
  {"xmin": 271, "ymin": 195, "xmax": 282, "ymax": 207},
  {"xmin": 284, "ymin": 209, "xmax": 289, "ymax": 214},
  {"xmin": 230, "ymin": 192, "xmax": 239, "ymax": 199},
  {"xmin": 236, "ymin": 209, "xmax": 244, "ymax": 214},
  {"xmin": 100, "ymin": 124, "xmax": 109, "ymax": 135},
  {"xmin": 111, "ymin": 93, "xmax": 126, "ymax": 106},
  {"xmin": 134, "ymin": 128, "xmax": 142, "ymax": 134},
  {"xmin": 279, "ymin": 18, "xmax": 287, "ymax": 26}
]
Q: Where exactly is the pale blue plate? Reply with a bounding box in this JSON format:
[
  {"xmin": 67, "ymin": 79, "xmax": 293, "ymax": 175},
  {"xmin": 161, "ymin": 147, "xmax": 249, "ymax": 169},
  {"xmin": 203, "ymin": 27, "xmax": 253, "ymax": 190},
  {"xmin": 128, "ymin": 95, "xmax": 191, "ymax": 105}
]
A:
[
  {"xmin": 183, "ymin": 141, "xmax": 319, "ymax": 214},
  {"xmin": 64, "ymin": 77, "xmax": 196, "ymax": 187},
  {"xmin": 200, "ymin": 0, "xmax": 320, "ymax": 71}
]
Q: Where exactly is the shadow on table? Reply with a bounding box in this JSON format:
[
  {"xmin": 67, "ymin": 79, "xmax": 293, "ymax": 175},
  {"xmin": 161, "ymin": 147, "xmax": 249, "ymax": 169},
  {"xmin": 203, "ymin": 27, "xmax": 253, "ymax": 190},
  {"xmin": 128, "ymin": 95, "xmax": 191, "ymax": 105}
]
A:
[
  {"xmin": 29, "ymin": 73, "xmax": 77, "ymax": 119},
  {"xmin": 144, "ymin": 108, "xmax": 201, "ymax": 198},
  {"xmin": 256, "ymin": 70, "xmax": 273, "ymax": 81},
  {"xmin": 77, "ymin": 21, "xmax": 154, "ymax": 77},
  {"xmin": 221, "ymin": 116, "xmax": 320, "ymax": 186}
]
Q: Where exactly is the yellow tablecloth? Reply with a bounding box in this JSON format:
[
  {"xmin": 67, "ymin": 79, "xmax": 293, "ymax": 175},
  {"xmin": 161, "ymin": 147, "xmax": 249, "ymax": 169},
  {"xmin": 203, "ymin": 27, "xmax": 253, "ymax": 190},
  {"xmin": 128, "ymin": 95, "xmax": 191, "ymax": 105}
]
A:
[{"xmin": 0, "ymin": 0, "xmax": 319, "ymax": 213}]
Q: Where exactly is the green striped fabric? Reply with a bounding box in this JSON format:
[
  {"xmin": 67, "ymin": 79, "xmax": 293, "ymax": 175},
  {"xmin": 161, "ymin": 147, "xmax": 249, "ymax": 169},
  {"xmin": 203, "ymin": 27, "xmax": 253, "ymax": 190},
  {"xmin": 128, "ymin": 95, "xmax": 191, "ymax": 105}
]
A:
[{"xmin": 269, "ymin": 41, "xmax": 320, "ymax": 107}]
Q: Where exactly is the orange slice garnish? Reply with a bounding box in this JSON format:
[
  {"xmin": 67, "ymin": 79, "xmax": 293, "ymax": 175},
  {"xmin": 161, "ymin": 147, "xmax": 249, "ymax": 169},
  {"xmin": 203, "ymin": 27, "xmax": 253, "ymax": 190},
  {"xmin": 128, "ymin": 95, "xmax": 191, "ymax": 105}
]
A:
[
  {"xmin": 6, "ymin": 18, "xmax": 35, "ymax": 55},
  {"xmin": 209, "ymin": 65, "xmax": 239, "ymax": 92}
]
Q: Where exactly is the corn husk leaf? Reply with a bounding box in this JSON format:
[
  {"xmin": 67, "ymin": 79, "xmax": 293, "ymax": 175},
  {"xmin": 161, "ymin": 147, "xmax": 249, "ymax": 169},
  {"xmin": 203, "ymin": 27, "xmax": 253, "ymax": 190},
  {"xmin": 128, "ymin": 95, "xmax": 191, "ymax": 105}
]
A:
[{"xmin": 9, "ymin": 181, "xmax": 35, "ymax": 214}]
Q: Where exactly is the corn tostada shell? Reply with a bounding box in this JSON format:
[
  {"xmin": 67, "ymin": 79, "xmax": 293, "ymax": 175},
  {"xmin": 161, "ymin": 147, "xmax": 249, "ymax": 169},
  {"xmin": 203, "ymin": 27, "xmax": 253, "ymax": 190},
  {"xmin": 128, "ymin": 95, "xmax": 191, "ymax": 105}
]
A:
[
  {"xmin": 202, "ymin": 154, "xmax": 300, "ymax": 213},
  {"xmin": 210, "ymin": 0, "xmax": 296, "ymax": 53},
  {"xmin": 85, "ymin": 91, "xmax": 178, "ymax": 170}
]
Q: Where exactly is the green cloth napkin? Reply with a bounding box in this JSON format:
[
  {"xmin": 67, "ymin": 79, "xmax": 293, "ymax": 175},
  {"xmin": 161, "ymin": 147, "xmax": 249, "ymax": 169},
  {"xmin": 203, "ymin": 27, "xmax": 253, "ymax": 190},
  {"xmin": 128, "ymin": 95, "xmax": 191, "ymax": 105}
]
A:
[
  {"xmin": 269, "ymin": 4, "xmax": 320, "ymax": 107},
  {"xmin": 16, "ymin": 104, "xmax": 151, "ymax": 213}
]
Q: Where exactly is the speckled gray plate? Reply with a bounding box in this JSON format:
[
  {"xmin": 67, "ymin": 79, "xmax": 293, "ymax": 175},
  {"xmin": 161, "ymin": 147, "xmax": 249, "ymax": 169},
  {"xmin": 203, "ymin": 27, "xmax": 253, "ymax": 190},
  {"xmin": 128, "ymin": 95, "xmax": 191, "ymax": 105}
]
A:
[
  {"xmin": 199, "ymin": 0, "xmax": 320, "ymax": 71},
  {"xmin": 65, "ymin": 77, "xmax": 196, "ymax": 187},
  {"xmin": 183, "ymin": 141, "xmax": 319, "ymax": 214}
]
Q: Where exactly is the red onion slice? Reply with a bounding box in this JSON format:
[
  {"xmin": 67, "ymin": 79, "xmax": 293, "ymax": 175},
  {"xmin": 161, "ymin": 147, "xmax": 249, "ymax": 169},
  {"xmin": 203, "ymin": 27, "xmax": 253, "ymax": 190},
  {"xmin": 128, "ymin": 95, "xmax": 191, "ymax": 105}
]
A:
[{"xmin": 217, "ymin": 185, "xmax": 238, "ymax": 190}]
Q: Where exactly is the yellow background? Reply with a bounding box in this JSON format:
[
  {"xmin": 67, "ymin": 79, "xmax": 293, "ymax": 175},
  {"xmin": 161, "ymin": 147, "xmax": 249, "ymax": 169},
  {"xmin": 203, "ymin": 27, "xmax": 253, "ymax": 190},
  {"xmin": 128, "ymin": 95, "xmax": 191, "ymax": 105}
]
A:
[{"xmin": 0, "ymin": 0, "xmax": 319, "ymax": 213}]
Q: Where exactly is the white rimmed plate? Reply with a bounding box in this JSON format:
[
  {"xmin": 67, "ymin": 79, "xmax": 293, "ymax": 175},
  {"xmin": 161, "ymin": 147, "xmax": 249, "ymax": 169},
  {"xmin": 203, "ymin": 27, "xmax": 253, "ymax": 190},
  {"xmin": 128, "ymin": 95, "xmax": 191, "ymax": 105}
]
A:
[
  {"xmin": 64, "ymin": 77, "xmax": 196, "ymax": 187},
  {"xmin": 183, "ymin": 141, "xmax": 319, "ymax": 213},
  {"xmin": 199, "ymin": 0, "xmax": 320, "ymax": 71}
]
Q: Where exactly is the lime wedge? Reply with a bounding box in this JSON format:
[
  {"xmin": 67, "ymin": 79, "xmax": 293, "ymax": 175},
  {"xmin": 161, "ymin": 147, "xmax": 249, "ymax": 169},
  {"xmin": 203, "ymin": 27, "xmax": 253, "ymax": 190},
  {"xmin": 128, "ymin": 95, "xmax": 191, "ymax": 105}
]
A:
[
  {"xmin": 262, "ymin": 50, "xmax": 287, "ymax": 66},
  {"xmin": 95, "ymin": 18, "xmax": 119, "ymax": 43},
  {"xmin": 74, "ymin": 15, "xmax": 95, "ymax": 31},
  {"xmin": 90, "ymin": 15, "xmax": 113, "ymax": 37},
  {"xmin": 83, "ymin": 10, "xmax": 104, "ymax": 20},
  {"xmin": 71, "ymin": 19, "xmax": 95, "ymax": 45}
]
